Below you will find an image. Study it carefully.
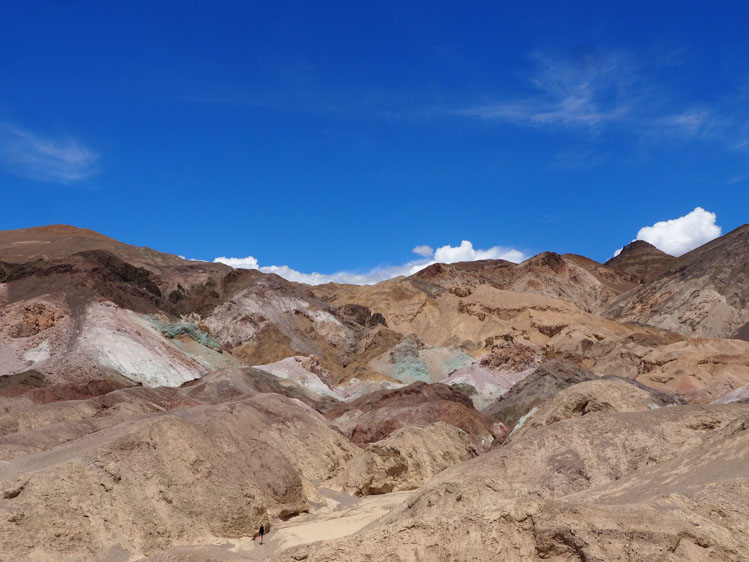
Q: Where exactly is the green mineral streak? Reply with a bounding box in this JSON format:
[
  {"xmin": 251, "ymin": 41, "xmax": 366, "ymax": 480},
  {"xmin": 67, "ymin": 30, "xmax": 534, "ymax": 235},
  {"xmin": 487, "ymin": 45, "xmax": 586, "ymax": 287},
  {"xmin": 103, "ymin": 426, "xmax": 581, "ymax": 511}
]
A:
[
  {"xmin": 391, "ymin": 358, "xmax": 431, "ymax": 384},
  {"xmin": 145, "ymin": 316, "xmax": 222, "ymax": 352},
  {"xmin": 509, "ymin": 406, "xmax": 538, "ymax": 438},
  {"xmin": 442, "ymin": 352, "xmax": 474, "ymax": 375}
]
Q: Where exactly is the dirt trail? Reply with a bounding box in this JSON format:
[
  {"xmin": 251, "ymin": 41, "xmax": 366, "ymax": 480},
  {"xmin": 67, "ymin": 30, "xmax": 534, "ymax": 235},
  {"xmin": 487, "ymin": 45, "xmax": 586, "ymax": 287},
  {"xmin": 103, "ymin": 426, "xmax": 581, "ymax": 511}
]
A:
[
  {"xmin": 256, "ymin": 489, "xmax": 412, "ymax": 559},
  {"xmin": 140, "ymin": 488, "xmax": 413, "ymax": 561}
]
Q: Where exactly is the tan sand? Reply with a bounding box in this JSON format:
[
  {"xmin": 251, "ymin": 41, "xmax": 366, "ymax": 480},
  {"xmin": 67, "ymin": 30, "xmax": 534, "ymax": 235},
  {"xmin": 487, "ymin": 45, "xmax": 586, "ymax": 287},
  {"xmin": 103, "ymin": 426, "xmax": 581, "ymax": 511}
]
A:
[{"xmin": 141, "ymin": 488, "xmax": 414, "ymax": 561}]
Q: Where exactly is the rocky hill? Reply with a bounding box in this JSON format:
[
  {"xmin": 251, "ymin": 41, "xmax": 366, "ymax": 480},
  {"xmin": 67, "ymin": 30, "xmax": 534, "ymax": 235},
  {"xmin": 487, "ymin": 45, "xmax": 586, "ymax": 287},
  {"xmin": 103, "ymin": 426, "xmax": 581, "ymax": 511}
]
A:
[
  {"xmin": 276, "ymin": 403, "xmax": 749, "ymax": 561},
  {"xmin": 0, "ymin": 226, "xmax": 402, "ymax": 389},
  {"xmin": 2, "ymin": 223, "xmax": 749, "ymax": 561},
  {"xmin": 408, "ymin": 250, "xmax": 640, "ymax": 313},
  {"xmin": 607, "ymin": 224, "xmax": 749, "ymax": 339},
  {"xmin": 605, "ymin": 239, "xmax": 675, "ymax": 282},
  {"xmin": 0, "ymin": 224, "xmax": 188, "ymax": 270}
]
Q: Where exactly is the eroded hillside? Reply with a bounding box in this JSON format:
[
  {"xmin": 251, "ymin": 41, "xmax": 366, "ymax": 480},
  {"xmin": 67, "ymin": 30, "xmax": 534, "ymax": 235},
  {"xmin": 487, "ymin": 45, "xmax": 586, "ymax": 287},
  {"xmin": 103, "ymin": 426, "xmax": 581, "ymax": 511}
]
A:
[{"xmin": 1, "ymin": 224, "xmax": 748, "ymax": 561}]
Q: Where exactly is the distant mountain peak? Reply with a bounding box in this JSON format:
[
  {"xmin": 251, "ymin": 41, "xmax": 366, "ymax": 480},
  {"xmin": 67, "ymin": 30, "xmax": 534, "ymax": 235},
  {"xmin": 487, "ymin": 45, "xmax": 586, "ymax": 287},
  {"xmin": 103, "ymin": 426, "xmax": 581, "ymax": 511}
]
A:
[
  {"xmin": 614, "ymin": 239, "xmax": 672, "ymax": 258},
  {"xmin": 607, "ymin": 223, "xmax": 749, "ymax": 338},
  {"xmin": 605, "ymin": 239, "xmax": 675, "ymax": 283}
]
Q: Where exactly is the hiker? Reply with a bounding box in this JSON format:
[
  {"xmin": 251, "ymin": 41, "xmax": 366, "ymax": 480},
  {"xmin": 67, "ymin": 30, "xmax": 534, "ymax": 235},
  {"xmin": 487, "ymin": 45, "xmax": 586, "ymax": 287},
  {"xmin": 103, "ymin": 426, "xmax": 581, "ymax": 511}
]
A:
[{"xmin": 259, "ymin": 523, "xmax": 265, "ymax": 545}]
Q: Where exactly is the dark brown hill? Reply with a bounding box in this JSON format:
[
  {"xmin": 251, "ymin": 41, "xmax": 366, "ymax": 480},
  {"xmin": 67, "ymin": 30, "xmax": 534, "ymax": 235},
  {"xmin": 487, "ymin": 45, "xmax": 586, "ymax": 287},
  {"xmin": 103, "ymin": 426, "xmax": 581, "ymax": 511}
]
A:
[
  {"xmin": 481, "ymin": 359, "xmax": 596, "ymax": 427},
  {"xmin": 607, "ymin": 224, "xmax": 749, "ymax": 338},
  {"xmin": 413, "ymin": 252, "xmax": 639, "ymax": 312},
  {"xmin": 0, "ymin": 224, "xmax": 188, "ymax": 270},
  {"xmin": 605, "ymin": 239, "xmax": 675, "ymax": 282},
  {"xmin": 0, "ymin": 226, "xmax": 397, "ymax": 389},
  {"xmin": 322, "ymin": 381, "xmax": 498, "ymax": 451}
]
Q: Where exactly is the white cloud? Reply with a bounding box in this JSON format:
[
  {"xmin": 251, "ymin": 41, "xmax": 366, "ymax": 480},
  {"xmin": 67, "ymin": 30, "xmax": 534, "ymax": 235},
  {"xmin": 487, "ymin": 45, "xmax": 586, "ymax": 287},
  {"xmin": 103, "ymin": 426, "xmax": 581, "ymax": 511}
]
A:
[
  {"xmin": 617, "ymin": 207, "xmax": 722, "ymax": 257},
  {"xmin": 412, "ymin": 245, "xmax": 434, "ymax": 258},
  {"xmin": 212, "ymin": 240, "xmax": 527, "ymax": 286},
  {"xmin": 213, "ymin": 255, "xmax": 259, "ymax": 269},
  {"xmin": 433, "ymin": 240, "xmax": 526, "ymax": 263},
  {"xmin": 0, "ymin": 124, "xmax": 98, "ymax": 183},
  {"xmin": 461, "ymin": 52, "xmax": 635, "ymax": 130},
  {"xmin": 214, "ymin": 254, "xmax": 430, "ymax": 285},
  {"xmin": 457, "ymin": 50, "xmax": 749, "ymax": 154},
  {"xmin": 258, "ymin": 263, "xmax": 430, "ymax": 285},
  {"xmin": 658, "ymin": 108, "xmax": 712, "ymax": 137}
]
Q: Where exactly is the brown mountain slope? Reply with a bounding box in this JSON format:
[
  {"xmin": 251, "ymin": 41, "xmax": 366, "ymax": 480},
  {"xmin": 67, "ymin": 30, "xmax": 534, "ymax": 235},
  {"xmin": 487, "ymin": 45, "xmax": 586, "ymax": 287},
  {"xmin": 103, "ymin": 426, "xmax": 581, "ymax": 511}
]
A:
[
  {"xmin": 605, "ymin": 240, "xmax": 675, "ymax": 282},
  {"xmin": 5, "ymin": 224, "xmax": 749, "ymax": 561},
  {"xmin": 314, "ymin": 274, "xmax": 749, "ymax": 402},
  {"xmin": 0, "ymin": 224, "xmax": 189, "ymax": 271},
  {"xmin": 0, "ymin": 247, "xmax": 243, "ymax": 387},
  {"xmin": 4, "ymin": 224, "xmax": 749, "ymax": 404},
  {"xmin": 0, "ymin": 366, "xmax": 496, "ymax": 560},
  {"xmin": 275, "ymin": 404, "xmax": 749, "ymax": 561},
  {"xmin": 0, "ymin": 226, "xmax": 401, "ymax": 387},
  {"xmin": 0, "ymin": 373, "xmax": 364, "ymax": 560},
  {"xmin": 607, "ymin": 224, "xmax": 749, "ymax": 339},
  {"xmin": 409, "ymin": 251, "xmax": 639, "ymax": 313}
]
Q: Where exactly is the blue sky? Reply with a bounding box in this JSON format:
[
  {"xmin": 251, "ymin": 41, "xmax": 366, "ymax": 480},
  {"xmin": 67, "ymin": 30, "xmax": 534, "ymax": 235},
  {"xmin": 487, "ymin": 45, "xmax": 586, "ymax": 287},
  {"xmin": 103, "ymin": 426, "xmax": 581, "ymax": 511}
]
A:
[{"xmin": 1, "ymin": 1, "xmax": 748, "ymax": 283}]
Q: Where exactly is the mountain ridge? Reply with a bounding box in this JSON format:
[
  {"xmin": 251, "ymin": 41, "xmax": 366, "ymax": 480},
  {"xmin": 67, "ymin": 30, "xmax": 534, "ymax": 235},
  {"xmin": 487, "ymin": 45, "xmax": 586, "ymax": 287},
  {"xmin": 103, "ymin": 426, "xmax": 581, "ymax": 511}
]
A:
[
  {"xmin": 606, "ymin": 224, "xmax": 749, "ymax": 339},
  {"xmin": 2, "ymin": 222, "xmax": 749, "ymax": 560}
]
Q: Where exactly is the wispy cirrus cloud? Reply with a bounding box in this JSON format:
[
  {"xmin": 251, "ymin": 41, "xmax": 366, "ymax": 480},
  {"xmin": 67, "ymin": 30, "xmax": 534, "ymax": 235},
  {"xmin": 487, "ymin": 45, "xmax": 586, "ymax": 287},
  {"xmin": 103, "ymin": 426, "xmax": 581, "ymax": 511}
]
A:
[
  {"xmin": 658, "ymin": 107, "xmax": 713, "ymax": 136},
  {"xmin": 460, "ymin": 52, "xmax": 638, "ymax": 130},
  {"xmin": 550, "ymin": 147, "xmax": 610, "ymax": 170},
  {"xmin": 645, "ymin": 105, "xmax": 732, "ymax": 146},
  {"xmin": 0, "ymin": 124, "xmax": 99, "ymax": 184},
  {"xmin": 643, "ymin": 102, "xmax": 749, "ymax": 153},
  {"xmin": 458, "ymin": 50, "xmax": 749, "ymax": 155}
]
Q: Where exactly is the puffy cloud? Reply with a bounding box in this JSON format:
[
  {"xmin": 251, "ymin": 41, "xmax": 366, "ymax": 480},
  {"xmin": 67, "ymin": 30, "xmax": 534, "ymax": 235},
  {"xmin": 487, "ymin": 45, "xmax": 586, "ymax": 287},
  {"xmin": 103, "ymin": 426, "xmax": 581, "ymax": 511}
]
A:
[
  {"xmin": 212, "ymin": 240, "xmax": 527, "ymax": 286},
  {"xmin": 257, "ymin": 262, "xmax": 430, "ymax": 285},
  {"xmin": 434, "ymin": 240, "xmax": 526, "ymax": 263},
  {"xmin": 412, "ymin": 245, "xmax": 434, "ymax": 258},
  {"xmin": 615, "ymin": 207, "xmax": 721, "ymax": 257},
  {"xmin": 0, "ymin": 124, "xmax": 98, "ymax": 183},
  {"xmin": 213, "ymin": 256, "xmax": 259, "ymax": 269},
  {"xmin": 214, "ymin": 254, "xmax": 431, "ymax": 285}
]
